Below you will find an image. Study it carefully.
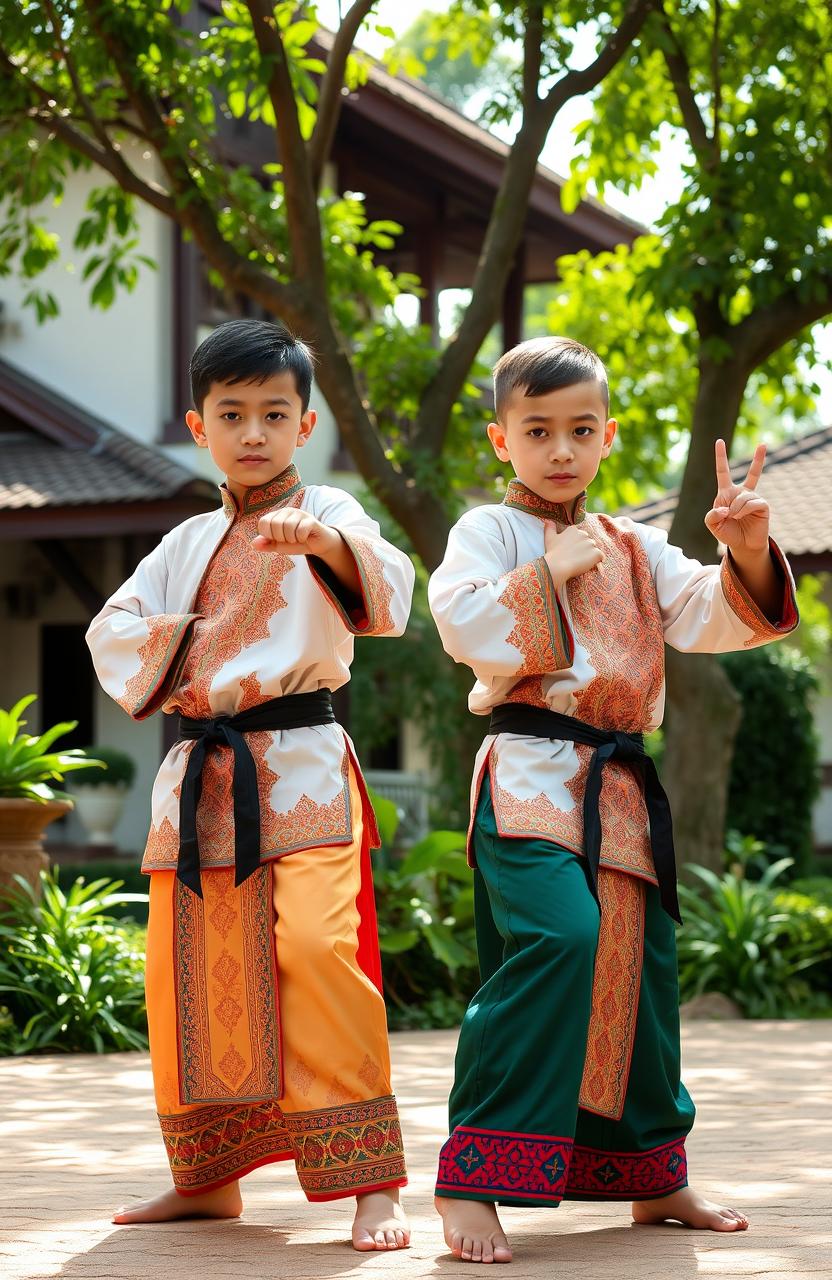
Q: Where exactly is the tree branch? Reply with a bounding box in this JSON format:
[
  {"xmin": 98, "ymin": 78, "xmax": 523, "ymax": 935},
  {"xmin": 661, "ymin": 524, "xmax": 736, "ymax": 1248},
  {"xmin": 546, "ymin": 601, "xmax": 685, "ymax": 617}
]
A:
[
  {"xmin": 734, "ymin": 274, "xmax": 832, "ymax": 368},
  {"xmin": 542, "ymin": 0, "xmax": 656, "ymax": 114},
  {"xmin": 245, "ymin": 0, "xmax": 324, "ymax": 281},
  {"xmin": 413, "ymin": 0, "xmax": 654, "ymax": 456},
  {"xmin": 522, "ymin": 1, "xmax": 544, "ymax": 109},
  {"xmin": 308, "ymin": 0, "xmax": 378, "ymax": 190},
  {"xmin": 0, "ymin": 45, "xmax": 179, "ymax": 220},
  {"xmin": 656, "ymin": 3, "xmax": 713, "ymax": 163}
]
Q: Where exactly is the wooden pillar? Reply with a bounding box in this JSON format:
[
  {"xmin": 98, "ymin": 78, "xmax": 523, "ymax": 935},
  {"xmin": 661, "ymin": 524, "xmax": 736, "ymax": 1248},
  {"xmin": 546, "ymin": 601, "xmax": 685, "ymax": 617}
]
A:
[
  {"xmin": 417, "ymin": 197, "xmax": 445, "ymax": 341},
  {"xmin": 163, "ymin": 227, "xmax": 200, "ymax": 443},
  {"xmin": 501, "ymin": 242, "xmax": 526, "ymax": 352}
]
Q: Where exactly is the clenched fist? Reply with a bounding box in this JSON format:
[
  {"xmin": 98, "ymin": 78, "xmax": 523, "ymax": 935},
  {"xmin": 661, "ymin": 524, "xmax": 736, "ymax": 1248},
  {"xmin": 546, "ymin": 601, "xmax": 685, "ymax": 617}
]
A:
[
  {"xmin": 543, "ymin": 520, "xmax": 604, "ymax": 589},
  {"xmin": 252, "ymin": 507, "xmax": 340, "ymax": 557}
]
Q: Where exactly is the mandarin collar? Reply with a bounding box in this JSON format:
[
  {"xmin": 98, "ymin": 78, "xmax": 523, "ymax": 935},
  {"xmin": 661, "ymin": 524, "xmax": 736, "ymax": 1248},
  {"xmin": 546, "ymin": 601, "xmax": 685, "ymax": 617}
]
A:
[
  {"xmin": 220, "ymin": 463, "xmax": 303, "ymax": 518},
  {"xmin": 502, "ymin": 479, "xmax": 587, "ymax": 526}
]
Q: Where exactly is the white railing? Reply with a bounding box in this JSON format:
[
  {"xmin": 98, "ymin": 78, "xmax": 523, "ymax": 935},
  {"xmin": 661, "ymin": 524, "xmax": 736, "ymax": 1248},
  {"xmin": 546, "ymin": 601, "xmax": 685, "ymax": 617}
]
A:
[{"xmin": 363, "ymin": 770, "xmax": 430, "ymax": 845}]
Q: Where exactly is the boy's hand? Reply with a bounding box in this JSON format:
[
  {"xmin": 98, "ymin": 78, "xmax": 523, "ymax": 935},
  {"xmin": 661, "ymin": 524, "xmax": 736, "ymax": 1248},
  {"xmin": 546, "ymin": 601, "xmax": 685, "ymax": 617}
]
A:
[
  {"xmin": 704, "ymin": 439, "xmax": 770, "ymax": 555},
  {"xmin": 252, "ymin": 508, "xmax": 341, "ymax": 557},
  {"xmin": 543, "ymin": 521, "xmax": 604, "ymax": 589}
]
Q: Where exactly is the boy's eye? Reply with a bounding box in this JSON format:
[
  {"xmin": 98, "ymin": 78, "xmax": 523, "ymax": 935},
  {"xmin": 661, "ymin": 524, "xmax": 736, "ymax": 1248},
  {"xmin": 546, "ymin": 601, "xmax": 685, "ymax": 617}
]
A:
[
  {"xmin": 528, "ymin": 427, "xmax": 547, "ymax": 438},
  {"xmin": 222, "ymin": 412, "xmax": 241, "ymax": 422},
  {"xmin": 574, "ymin": 426, "xmax": 594, "ymax": 437},
  {"xmin": 266, "ymin": 412, "xmax": 286, "ymax": 421}
]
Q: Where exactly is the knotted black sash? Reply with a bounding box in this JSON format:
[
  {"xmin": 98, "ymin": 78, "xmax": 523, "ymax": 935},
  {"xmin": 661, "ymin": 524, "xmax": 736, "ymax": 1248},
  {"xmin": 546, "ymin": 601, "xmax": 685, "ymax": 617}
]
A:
[
  {"xmin": 177, "ymin": 689, "xmax": 336, "ymax": 898},
  {"xmin": 488, "ymin": 703, "xmax": 681, "ymax": 923}
]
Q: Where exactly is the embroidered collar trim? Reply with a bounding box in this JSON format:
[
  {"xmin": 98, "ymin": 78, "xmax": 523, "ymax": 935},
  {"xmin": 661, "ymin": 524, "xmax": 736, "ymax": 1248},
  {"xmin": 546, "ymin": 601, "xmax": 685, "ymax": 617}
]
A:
[
  {"xmin": 502, "ymin": 479, "xmax": 587, "ymax": 525},
  {"xmin": 221, "ymin": 463, "xmax": 304, "ymax": 517}
]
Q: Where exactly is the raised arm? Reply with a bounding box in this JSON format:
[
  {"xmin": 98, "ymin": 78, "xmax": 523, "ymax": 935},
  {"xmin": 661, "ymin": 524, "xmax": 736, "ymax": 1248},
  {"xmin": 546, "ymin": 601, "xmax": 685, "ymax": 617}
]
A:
[
  {"xmin": 640, "ymin": 440, "xmax": 798, "ymax": 651},
  {"xmin": 86, "ymin": 537, "xmax": 201, "ymax": 719},
  {"xmin": 261, "ymin": 486, "xmax": 415, "ymax": 637},
  {"xmin": 428, "ymin": 510, "xmax": 575, "ymax": 678}
]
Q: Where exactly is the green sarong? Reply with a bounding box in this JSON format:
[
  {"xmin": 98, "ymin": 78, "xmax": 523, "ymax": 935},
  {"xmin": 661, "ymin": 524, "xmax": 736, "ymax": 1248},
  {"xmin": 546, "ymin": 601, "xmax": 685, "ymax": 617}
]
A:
[{"xmin": 435, "ymin": 776, "xmax": 694, "ymax": 1207}]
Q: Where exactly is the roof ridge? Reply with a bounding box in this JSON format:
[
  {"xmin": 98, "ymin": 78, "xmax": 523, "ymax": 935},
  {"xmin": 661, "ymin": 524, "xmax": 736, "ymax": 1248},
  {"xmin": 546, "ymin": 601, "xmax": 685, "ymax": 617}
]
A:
[{"xmin": 627, "ymin": 425, "xmax": 832, "ymax": 518}]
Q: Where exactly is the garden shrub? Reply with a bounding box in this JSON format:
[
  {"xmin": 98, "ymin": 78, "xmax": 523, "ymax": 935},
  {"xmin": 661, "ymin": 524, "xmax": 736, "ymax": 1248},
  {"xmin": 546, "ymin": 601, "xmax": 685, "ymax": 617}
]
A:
[
  {"xmin": 54, "ymin": 860, "xmax": 147, "ymax": 922},
  {"xmin": 677, "ymin": 859, "xmax": 831, "ymax": 1017},
  {"xmin": 721, "ymin": 646, "xmax": 820, "ymax": 876},
  {"xmin": 0, "ymin": 872, "xmax": 149, "ymax": 1054}
]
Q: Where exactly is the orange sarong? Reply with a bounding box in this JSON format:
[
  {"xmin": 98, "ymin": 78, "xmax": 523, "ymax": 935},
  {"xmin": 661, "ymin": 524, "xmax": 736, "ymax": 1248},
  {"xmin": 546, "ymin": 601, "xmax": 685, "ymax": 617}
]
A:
[{"xmin": 145, "ymin": 766, "xmax": 407, "ymax": 1200}]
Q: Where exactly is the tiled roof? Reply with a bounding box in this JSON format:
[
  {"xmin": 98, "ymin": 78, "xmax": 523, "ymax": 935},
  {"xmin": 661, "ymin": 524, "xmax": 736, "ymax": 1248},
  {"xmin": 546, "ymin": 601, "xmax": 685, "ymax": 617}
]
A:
[
  {"xmin": 0, "ymin": 431, "xmax": 216, "ymax": 509},
  {"xmin": 627, "ymin": 426, "xmax": 832, "ymax": 556},
  {"xmin": 0, "ymin": 356, "xmax": 217, "ymax": 511}
]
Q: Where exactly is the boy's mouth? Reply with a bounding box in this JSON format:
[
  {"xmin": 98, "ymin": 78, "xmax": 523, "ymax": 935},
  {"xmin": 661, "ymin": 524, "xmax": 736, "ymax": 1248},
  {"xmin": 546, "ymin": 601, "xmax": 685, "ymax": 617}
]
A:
[
  {"xmin": 546, "ymin": 473, "xmax": 576, "ymax": 482},
  {"xmin": 238, "ymin": 454, "xmax": 270, "ymax": 463}
]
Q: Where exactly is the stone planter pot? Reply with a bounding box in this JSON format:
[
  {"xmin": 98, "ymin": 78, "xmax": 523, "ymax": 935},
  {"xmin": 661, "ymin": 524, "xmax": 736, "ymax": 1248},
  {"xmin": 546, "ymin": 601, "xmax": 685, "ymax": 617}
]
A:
[
  {"xmin": 72, "ymin": 784, "xmax": 128, "ymax": 846},
  {"xmin": 0, "ymin": 797, "xmax": 73, "ymax": 896}
]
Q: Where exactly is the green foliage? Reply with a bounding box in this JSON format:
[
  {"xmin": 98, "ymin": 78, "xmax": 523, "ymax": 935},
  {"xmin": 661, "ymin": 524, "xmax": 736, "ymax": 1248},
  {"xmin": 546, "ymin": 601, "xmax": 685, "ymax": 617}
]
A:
[
  {"xmin": 720, "ymin": 646, "xmax": 820, "ymax": 875},
  {"xmin": 351, "ymin": 552, "xmax": 482, "ymax": 829},
  {"xmin": 372, "ymin": 812, "xmax": 479, "ymax": 1028},
  {"xmin": 784, "ymin": 574, "xmax": 832, "ymax": 676},
  {"xmin": 677, "ymin": 858, "xmax": 832, "ymax": 1017},
  {"xmin": 0, "ymin": 872, "xmax": 149, "ymax": 1054},
  {"xmin": 69, "ymin": 746, "xmax": 137, "ymax": 789},
  {"xmin": 55, "ymin": 859, "xmax": 148, "ymax": 922},
  {"xmin": 0, "ymin": 696, "xmax": 104, "ymax": 803},
  {"xmin": 525, "ymin": 238, "xmax": 827, "ymax": 512},
  {"xmin": 391, "ymin": 10, "xmax": 518, "ymax": 116}
]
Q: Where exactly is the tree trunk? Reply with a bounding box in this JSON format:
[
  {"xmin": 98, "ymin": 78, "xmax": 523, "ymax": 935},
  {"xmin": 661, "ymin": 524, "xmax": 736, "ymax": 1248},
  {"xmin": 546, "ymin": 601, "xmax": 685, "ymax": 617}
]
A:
[{"xmin": 662, "ymin": 351, "xmax": 750, "ymax": 875}]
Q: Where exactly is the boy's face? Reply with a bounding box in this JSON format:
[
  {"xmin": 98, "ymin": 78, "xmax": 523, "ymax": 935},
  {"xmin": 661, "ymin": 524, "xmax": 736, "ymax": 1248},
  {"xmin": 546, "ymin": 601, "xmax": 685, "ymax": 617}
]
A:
[
  {"xmin": 185, "ymin": 371, "xmax": 316, "ymax": 498},
  {"xmin": 487, "ymin": 379, "xmax": 617, "ymax": 509}
]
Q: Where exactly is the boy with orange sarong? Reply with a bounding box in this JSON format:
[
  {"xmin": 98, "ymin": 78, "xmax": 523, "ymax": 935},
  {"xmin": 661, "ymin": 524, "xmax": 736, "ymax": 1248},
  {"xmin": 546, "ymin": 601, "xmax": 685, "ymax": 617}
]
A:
[
  {"xmin": 87, "ymin": 319, "xmax": 414, "ymax": 1250},
  {"xmin": 428, "ymin": 337, "xmax": 798, "ymax": 1263}
]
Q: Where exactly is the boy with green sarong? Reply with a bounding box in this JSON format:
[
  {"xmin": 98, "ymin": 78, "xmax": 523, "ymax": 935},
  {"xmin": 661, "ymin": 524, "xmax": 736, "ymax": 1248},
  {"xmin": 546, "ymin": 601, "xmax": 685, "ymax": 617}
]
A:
[{"xmin": 428, "ymin": 336, "xmax": 798, "ymax": 1263}]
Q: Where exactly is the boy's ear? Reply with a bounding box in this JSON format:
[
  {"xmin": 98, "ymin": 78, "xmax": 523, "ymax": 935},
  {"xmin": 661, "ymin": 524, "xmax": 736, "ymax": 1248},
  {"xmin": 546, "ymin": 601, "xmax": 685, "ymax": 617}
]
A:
[
  {"xmin": 601, "ymin": 417, "xmax": 618, "ymax": 458},
  {"xmin": 296, "ymin": 409, "xmax": 317, "ymax": 447},
  {"xmin": 487, "ymin": 421, "xmax": 511, "ymax": 462},
  {"xmin": 185, "ymin": 409, "xmax": 209, "ymax": 448}
]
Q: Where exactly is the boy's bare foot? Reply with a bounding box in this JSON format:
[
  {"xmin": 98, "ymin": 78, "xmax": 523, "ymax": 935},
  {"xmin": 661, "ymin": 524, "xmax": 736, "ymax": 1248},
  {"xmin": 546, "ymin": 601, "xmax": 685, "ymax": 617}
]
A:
[
  {"xmin": 112, "ymin": 1182, "xmax": 243, "ymax": 1224},
  {"xmin": 351, "ymin": 1188, "xmax": 411, "ymax": 1251},
  {"xmin": 632, "ymin": 1185, "xmax": 748, "ymax": 1232},
  {"xmin": 435, "ymin": 1195, "xmax": 512, "ymax": 1263}
]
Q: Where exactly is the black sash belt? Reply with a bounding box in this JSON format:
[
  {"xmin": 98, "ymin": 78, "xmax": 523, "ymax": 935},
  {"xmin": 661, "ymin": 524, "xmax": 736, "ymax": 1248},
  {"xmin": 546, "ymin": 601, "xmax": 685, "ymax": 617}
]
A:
[
  {"xmin": 177, "ymin": 690, "xmax": 336, "ymax": 898},
  {"xmin": 488, "ymin": 704, "xmax": 681, "ymax": 923}
]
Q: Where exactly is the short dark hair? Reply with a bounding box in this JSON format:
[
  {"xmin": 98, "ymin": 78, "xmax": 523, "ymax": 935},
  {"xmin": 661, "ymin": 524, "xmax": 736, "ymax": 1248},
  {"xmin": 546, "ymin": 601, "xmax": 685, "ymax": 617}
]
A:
[
  {"xmin": 493, "ymin": 336, "xmax": 609, "ymax": 420},
  {"xmin": 190, "ymin": 319, "xmax": 315, "ymax": 413}
]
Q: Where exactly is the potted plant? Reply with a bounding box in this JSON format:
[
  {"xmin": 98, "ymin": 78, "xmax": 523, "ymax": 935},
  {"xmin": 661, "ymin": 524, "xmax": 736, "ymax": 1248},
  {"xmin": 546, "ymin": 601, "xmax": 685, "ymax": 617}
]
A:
[
  {"xmin": 69, "ymin": 747, "xmax": 137, "ymax": 847},
  {"xmin": 0, "ymin": 695, "xmax": 104, "ymax": 894}
]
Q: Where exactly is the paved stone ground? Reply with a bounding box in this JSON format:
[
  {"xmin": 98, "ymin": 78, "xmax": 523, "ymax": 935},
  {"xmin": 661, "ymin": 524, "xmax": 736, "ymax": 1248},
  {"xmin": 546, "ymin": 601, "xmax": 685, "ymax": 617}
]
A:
[{"xmin": 2, "ymin": 1022, "xmax": 830, "ymax": 1280}]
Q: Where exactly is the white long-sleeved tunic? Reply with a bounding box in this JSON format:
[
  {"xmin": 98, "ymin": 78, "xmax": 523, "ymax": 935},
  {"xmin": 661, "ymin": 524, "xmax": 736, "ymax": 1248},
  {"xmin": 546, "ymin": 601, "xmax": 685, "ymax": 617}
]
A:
[
  {"xmin": 428, "ymin": 479, "xmax": 798, "ymax": 882},
  {"xmin": 87, "ymin": 464, "xmax": 415, "ymax": 872}
]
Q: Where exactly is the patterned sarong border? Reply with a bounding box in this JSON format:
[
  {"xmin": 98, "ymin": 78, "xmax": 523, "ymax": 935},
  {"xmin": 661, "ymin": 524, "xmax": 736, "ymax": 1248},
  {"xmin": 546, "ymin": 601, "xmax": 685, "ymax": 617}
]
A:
[
  {"xmin": 578, "ymin": 868, "xmax": 645, "ymax": 1120},
  {"xmin": 436, "ymin": 1125, "xmax": 573, "ymax": 1203},
  {"xmin": 160, "ymin": 1098, "xmax": 293, "ymax": 1193},
  {"xmin": 284, "ymin": 1094, "xmax": 407, "ymax": 1200},
  {"xmin": 565, "ymin": 1137, "xmax": 687, "ymax": 1199},
  {"xmin": 175, "ymin": 865, "xmax": 282, "ymax": 1104}
]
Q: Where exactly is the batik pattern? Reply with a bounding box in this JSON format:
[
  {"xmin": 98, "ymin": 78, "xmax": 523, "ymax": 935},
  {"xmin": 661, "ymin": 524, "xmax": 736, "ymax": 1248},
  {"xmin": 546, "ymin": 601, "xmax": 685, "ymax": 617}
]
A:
[
  {"xmin": 436, "ymin": 1126, "xmax": 573, "ymax": 1203},
  {"xmin": 720, "ymin": 542, "xmax": 799, "ymax": 647},
  {"xmin": 578, "ymin": 868, "xmax": 645, "ymax": 1119},
  {"xmin": 122, "ymin": 614, "xmax": 200, "ymax": 719},
  {"xmin": 566, "ymin": 1137, "xmax": 687, "ymax": 1199},
  {"xmin": 175, "ymin": 865, "xmax": 282, "ymax": 1104},
  {"xmin": 160, "ymin": 1098, "xmax": 293, "ymax": 1194},
  {"xmin": 285, "ymin": 1095, "xmax": 407, "ymax": 1200},
  {"xmin": 498, "ymin": 558, "xmax": 573, "ymax": 674}
]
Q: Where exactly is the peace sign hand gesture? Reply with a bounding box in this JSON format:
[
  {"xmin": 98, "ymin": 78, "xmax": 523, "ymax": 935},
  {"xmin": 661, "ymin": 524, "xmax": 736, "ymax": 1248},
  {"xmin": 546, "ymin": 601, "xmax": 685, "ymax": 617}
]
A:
[{"xmin": 704, "ymin": 439, "xmax": 770, "ymax": 555}]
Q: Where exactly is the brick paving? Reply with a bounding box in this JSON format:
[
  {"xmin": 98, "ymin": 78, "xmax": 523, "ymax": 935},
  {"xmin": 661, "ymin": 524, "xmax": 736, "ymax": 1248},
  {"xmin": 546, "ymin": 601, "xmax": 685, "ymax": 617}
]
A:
[{"xmin": 2, "ymin": 1022, "xmax": 830, "ymax": 1280}]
